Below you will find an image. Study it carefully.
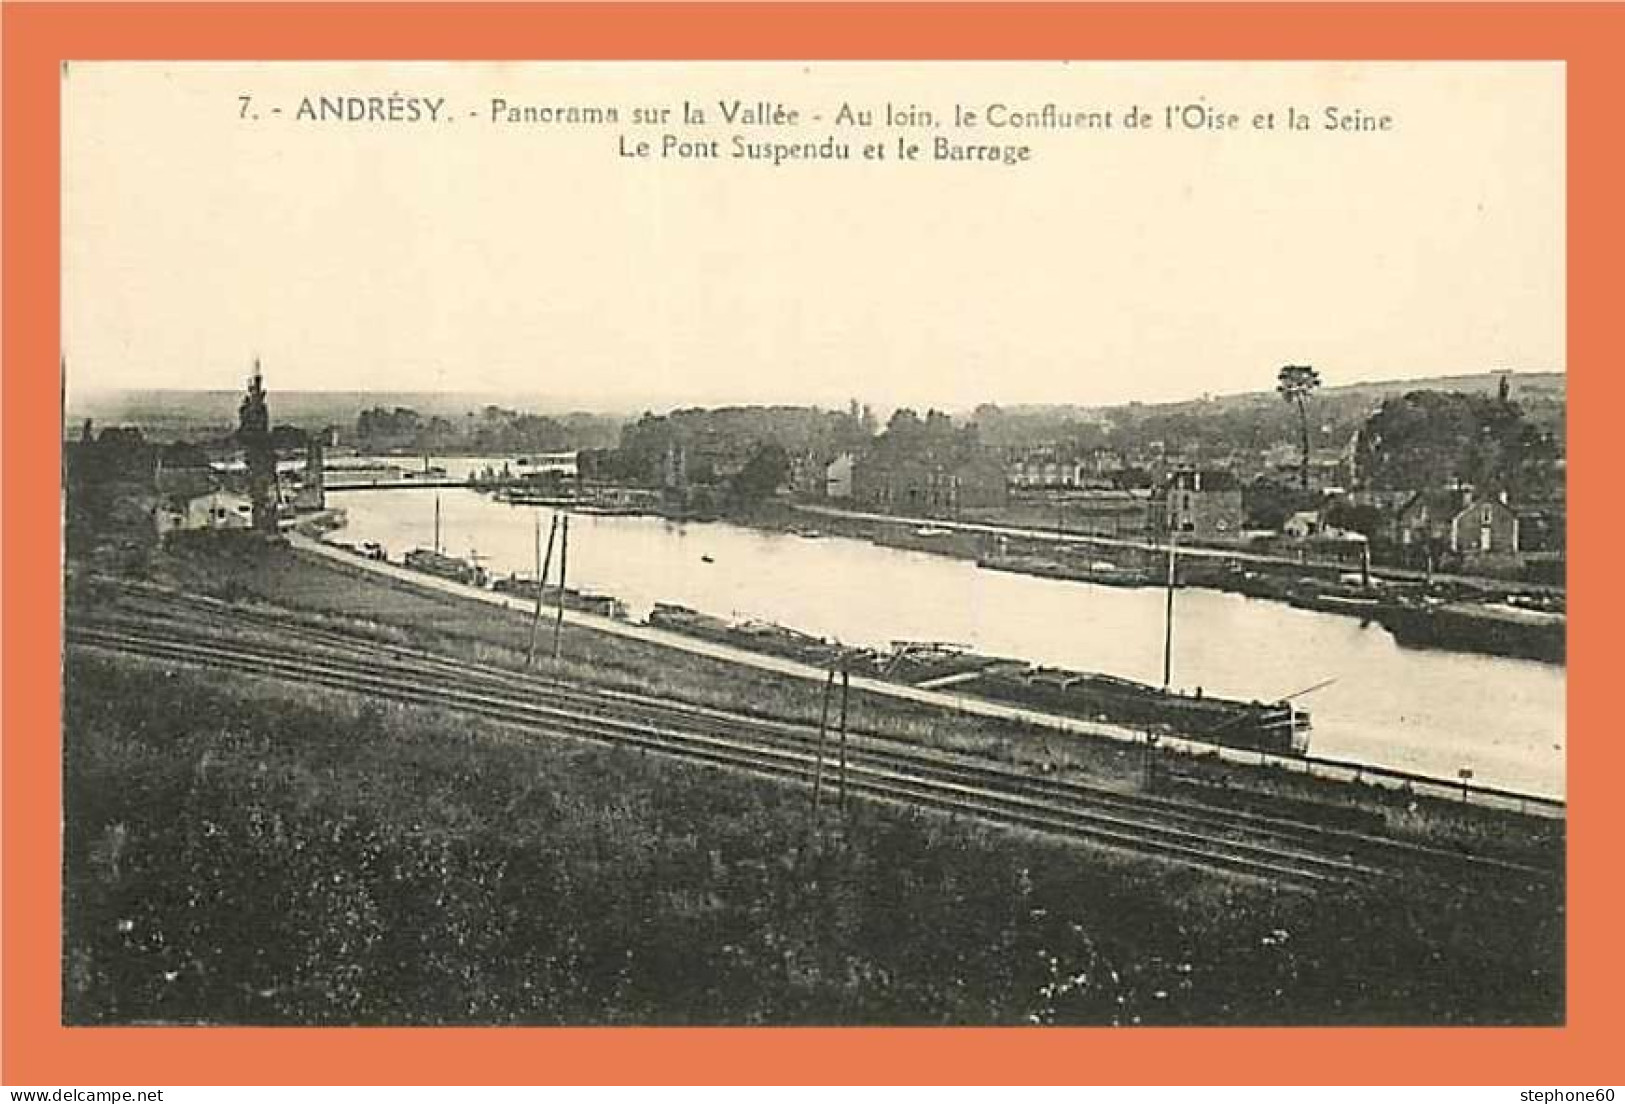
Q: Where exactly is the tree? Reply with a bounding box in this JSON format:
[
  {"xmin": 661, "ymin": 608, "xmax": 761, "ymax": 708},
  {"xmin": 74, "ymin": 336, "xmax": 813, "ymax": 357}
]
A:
[
  {"xmin": 1354, "ymin": 389, "xmax": 1562, "ymax": 497},
  {"xmin": 1325, "ymin": 498, "xmax": 1383, "ymax": 539},
  {"xmin": 237, "ymin": 363, "xmax": 277, "ymax": 533},
  {"xmin": 1243, "ymin": 475, "xmax": 1303, "ymax": 531},
  {"xmin": 270, "ymin": 425, "xmax": 309, "ymax": 452},
  {"xmin": 1277, "ymin": 364, "xmax": 1322, "ymax": 490},
  {"xmin": 729, "ymin": 443, "xmax": 789, "ymax": 506},
  {"xmin": 160, "ymin": 441, "xmax": 212, "ymax": 470},
  {"xmin": 886, "ymin": 408, "xmax": 923, "ymax": 439}
]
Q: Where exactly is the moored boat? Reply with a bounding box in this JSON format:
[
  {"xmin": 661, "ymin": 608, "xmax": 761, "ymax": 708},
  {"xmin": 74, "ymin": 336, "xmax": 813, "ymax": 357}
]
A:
[
  {"xmin": 402, "ymin": 547, "xmax": 489, "ymax": 587},
  {"xmin": 1377, "ymin": 600, "xmax": 1565, "ymax": 664},
  {"xmin": 640, "ymin": 603, "xmax": 1310, "ymax": 755}
]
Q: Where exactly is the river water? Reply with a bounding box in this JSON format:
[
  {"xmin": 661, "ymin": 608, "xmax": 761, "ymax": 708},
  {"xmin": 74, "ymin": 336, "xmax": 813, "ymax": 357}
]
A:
[{"xmin": 327, "ymin": 483, "xmax": 1567, "ymax": 798}]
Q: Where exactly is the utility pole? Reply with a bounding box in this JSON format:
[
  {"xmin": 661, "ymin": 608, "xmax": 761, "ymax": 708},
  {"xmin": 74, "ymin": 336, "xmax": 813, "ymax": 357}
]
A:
[
  {"xmin": 837, "ymin": 663, "xmax": 851, "ymax": 814},
  {"xmin": 551, "ymin": 513, "xmax": 571, "ymax": 661},
  {"xmin": 1162, "ymin": 532, "xmax": 1178, "ymax": 691},
  {"xmin": 813, "ymin": 668, "xmax": 834, "ymax": 822},
  {"xmin": 433, "ymin": 494, "xmax": 442, "ymax": 556},
  {"xmin": 527, "ymin": 513, "xmax": 560, "ymax": 669}
]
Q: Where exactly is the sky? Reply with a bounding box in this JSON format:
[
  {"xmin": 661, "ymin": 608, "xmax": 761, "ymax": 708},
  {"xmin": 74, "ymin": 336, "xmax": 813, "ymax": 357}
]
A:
[{"xmin": 63, "ymin": 61, "xmax": 1564, "ymax": 413}]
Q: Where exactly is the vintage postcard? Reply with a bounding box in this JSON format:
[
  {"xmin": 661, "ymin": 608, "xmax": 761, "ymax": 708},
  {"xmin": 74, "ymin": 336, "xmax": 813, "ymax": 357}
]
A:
[{"xmin": 56, "ymin": 57, "xmax": 1567, "ymax": 1032}]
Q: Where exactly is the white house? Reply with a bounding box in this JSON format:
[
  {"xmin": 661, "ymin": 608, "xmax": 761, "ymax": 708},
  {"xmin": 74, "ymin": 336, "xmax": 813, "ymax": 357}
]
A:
[
  {"xmin": 156, "ymin": 490, "xmax": 255, "ymax": 535},
  {"xmin": 1282, "ymin": 510, "xmax": 1322, "ymax": 540},
  {"xmin": 825, "ymin": 453, "xmax": 856, "ymax": 499}
]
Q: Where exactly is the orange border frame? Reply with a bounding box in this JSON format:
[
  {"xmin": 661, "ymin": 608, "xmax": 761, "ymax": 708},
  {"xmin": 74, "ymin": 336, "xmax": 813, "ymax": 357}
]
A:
[{"xmin": 3, "ymin": 2, "xmax": 1617, "ymax": 1086}]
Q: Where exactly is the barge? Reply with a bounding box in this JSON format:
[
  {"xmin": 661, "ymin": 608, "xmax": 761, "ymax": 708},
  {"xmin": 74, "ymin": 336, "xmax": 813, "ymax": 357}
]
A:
[
  {"xmin": 970, "ymin": 665, "xmax": 1310, "ymax": 756},
  {"xmin": 976, "ymin": 553, "xmax": 1156, "ymax": 589},
  {"xmin": 402, "ymin": 548, "xmax": 489, "ymax": 588},
  {"xmin": 647, "ymin": 603, "xmax": 857, "ymax": 667},
  {"xmin": 642, "ymin": 605, "xmax": 1310, "ymax": 756},
  {"xmin": 492, "ymin": 576, "xmax": 629, "ymax": 620},
  {"xmin": 1377, "ymin": 600, "xmax": 1566, "ymax": 664}
]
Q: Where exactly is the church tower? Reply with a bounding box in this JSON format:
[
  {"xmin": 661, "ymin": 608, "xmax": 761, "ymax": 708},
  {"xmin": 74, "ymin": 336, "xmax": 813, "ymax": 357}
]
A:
[{"xmin": 238, "ymin": 359, "xmax": 277, "ymax": 532}]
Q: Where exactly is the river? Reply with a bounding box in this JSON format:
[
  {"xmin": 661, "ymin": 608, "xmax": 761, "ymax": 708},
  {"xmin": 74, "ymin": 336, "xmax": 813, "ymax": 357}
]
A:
[{"xmin": 326, "ymin": 483, "xmax": 1567, "ymax": 799}]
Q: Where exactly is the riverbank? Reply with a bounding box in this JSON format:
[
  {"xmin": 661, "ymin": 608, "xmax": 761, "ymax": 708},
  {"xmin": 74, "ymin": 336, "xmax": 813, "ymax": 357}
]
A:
[
  {"xmin": 447, "ymin": 481, "xmax": 1565, "ymax": 664},
  {"xmin": 758, "ymin": 502, "xmax": 1566, "ymax": 665}
]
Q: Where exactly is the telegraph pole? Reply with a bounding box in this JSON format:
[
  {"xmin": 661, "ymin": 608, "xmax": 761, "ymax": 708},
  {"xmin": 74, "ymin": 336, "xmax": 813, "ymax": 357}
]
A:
[
  {"xmin": 813, "ymin": 668, "xmax": 834, "ymax": 821},
  {"xmin": 551, "ymin": 513, "xmax": 571, "ymax": 661},
  {"xmin": 837, "ymin": 663, "xmax": 851, "ymax": 814},
  {"xmin": 527, "ymin": 513, "xmax": 559, "ymax": 669},
  {"xmin": 1162, "ymin": 533, "xmax": 1178, "ymax": 691}
]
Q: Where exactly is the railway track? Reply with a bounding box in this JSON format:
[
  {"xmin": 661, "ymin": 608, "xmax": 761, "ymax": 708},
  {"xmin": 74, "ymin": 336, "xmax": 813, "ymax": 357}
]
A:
[
  {"xmin": 69, "ymin": 620, "xmax": 1373, "ymax": 890},
  {"xmin": 68, "ymin": 591, "xmax": 1560, "ymax": 895}
]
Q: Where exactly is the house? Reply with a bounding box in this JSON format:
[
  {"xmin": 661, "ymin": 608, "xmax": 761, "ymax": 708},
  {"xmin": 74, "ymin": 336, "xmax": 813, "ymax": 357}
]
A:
[
  {"xmin": 1008, "ymin": 450, "xmax": 1085, "ymax": 490},
  {"xmin": 1161, "ymin": 469, "xmax": 1243, "ymax": 539},
  {"xmin": 1392, "ymin": 489, "xmax": 1468, "ymax": 550},
  {"xmin": 1391, "ymin": 489, "xmax": 1538, "ymax": 570},
  {"xmin": 787, "ymin": 453, "xmax": 826, "ymax": 498},
  {"xmin": 156, "ymin": 489, "xmax": 255, "ymax": 535},
  {"xmin": 1282, "ymin": 510, "xmax": 1322, "ymax": 540},
  {"xmin": 852, "ymin": 450, "xmax": 1008, "ymax": 513},
  {"xmin": 825, "ymin": 453, "xmax": 855, "ymax": 499},
  {"xmin": 786, "ymin": 450, "xmax": 856, "ymax": 499},
  {"xmin": 1080, "ymin": 447, "xmax": 1127, "ymax": 478},
  {"xmin": 1450, "ymin": 497, "xmax": 1519, "ymax": 556}
]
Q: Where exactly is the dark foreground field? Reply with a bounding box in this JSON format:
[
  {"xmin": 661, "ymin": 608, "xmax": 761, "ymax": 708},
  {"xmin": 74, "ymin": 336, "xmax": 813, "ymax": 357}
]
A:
[{"xmin": 63, "ymin": 652, "xmax": 1563, "ymax": 1026}]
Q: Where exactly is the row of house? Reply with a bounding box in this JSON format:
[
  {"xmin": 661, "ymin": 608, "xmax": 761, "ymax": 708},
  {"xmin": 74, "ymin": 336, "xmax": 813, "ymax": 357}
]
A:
[
  {"xmin": 1006, "ymin": 446, "xmax": 1128, "ymax": 490},
  {"xmin": 1387, "ymin": 489, "xmax": 1563, "ymax": 562},
  {"xmin": 794, "ymin": 443, "xmax": 1560, "ymax": 570},
  {"xmin": 847, "ymin": 450, "xmax": 1009, "ymax": 514},
  {"xmin": 152, "ymin": 438, "xmax": 328, "ymax": 535},
  {"xmin": 1003, "ymin": 443, "xmax": 1351, "ymax": 494}
]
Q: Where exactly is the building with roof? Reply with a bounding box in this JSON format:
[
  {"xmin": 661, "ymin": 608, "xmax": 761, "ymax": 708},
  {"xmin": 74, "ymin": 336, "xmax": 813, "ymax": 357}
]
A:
[
  {"xmin": 1161, "ymin": 469, "xmax": 1243, "ymax": 539},
  {"xmin": 1391, "ymin": 489, "xmax": 1469, "ymax": 551},
  {"xmin": 1450, "ymin": 498, "xmax": 1519, "ymax": 556},
  {"xmin": 852, "ymin": 450, "xmax": 1008, "ymax": 514},
  {"xmin": 156, "ymin": 489, "xmax": 255, "ymax": 535}
]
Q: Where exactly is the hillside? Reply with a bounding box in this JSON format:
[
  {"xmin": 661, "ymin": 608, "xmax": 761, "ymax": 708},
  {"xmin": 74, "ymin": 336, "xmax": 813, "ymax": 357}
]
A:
[
  {"xmin": 65, "ymin": 370, "xmax": 1566, "ymax": 456},
  {"xmin": 974, "ymin": 371, "xmax": 1566, "ymax": 452}
]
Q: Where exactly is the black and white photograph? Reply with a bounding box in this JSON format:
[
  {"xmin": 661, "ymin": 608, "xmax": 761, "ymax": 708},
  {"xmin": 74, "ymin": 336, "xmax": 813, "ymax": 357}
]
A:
[{"xmin": 61, "ymin": 60, "xmax": 1566, "ymax": 1026}]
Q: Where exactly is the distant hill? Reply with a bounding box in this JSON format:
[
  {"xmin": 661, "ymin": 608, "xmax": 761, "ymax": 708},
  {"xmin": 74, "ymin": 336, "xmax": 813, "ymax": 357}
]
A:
[
  {"xmin": 64, "ymin": 389, "xmax": 632, "ymax": 445},
  {"xmin": 66, "ymin": 371, "xmax": 1565, "ymax": 456},
  {"xmin": 973, "ymin": 371, "xmax": 1566, "ymax": 452},
  {"xmin": 982, "ymin": 371, "xmax": 1564, "ymax": 420}
]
